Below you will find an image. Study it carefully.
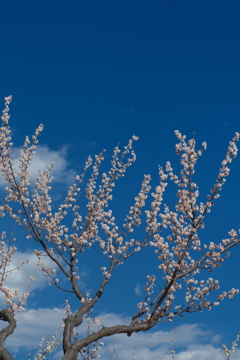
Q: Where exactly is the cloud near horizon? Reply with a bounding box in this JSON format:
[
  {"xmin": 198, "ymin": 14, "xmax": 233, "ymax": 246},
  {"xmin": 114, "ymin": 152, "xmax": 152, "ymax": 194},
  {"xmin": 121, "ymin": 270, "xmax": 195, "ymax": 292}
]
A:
[
  {"xmin": 3, "ymin": 308, "xmax": 239, "ymax": 360},
  {"xmin": 0, "ymin": 251, "xmax": 238, "ymax": 360}
]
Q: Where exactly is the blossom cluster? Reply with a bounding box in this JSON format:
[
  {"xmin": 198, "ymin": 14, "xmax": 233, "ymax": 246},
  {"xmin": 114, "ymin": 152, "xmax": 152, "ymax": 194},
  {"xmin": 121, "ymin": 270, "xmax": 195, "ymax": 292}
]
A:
[
  {"xmin": 29, "ymin": 326, "xmax": 63, "ymax": 360},
  {"xmin": 0, "ymin": 229, "xmax": 35, "ymax": 311},
  {"xmin": 222, "ymin": 332, "xmax": 240, "ymax": 360},
  {"xmin": 132, "ymin": 130, "xmax": 240, "ymax": 323}
]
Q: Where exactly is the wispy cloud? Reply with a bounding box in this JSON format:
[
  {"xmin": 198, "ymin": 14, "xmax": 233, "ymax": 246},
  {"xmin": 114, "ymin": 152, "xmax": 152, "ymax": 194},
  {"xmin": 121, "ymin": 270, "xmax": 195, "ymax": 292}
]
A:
[
  {"xmin": 86, "ymin": 141, "xmax": 98, "ymax": 148},
  {"xmin": 134, "ymin": 283, "xmax": 142, "ymax": 295},
  {"xmin": 0, "ymin": 144, "xmax": 76, "ymax": 188},
  {"xmin": 0, "ymin": 250, "xmax": 57, "ymax": 309},
  {"xmin": 100, "ymin": 321, "xmax": 238, "ymax": 360},
  {"xmin": 4, "ymin": 307, "xmax": 64, "ymax": 352},
  {"xmin": 0, "ymin": 248, "xmax": 89, "ymax": 311},
  {"xmin": 124, "ymin": 109, "xmax": 135, "ymax": 114}
]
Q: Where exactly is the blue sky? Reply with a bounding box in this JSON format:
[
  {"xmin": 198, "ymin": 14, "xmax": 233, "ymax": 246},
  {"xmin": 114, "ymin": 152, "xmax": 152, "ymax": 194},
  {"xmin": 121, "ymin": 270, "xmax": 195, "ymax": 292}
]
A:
[{"xmin": 1, "ymin": 1, "xmax": 240, "ymax": 359}]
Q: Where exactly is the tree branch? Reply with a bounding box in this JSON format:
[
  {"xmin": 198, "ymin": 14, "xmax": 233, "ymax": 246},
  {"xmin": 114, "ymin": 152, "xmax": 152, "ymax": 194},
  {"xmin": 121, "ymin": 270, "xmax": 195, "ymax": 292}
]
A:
[{"xmin": 0, "ymin": 309, "xmax": 16, "ymax": 360}]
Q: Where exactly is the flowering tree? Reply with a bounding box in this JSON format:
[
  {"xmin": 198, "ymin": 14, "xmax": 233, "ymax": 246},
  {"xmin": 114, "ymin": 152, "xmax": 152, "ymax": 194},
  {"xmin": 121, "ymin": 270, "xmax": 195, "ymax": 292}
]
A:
[{"xmin": 0, "ymin": 95, "xmax": 239, "ymax": 360}]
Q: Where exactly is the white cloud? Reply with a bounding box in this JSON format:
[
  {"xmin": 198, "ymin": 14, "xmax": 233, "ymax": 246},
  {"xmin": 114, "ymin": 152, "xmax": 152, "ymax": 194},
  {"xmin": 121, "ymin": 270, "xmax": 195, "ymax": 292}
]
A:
[
  {"xmin": 1, "ymin": 308, "xmax": 239, "ymax": 360},
  {"xmin": 101, "ymin": 323, "xmax": 239, "ymax": 360},
  {"xmin": 134, "ymin": 283, "xmax": 142, "ymax": 295},
  {"xmin": 0, "ymin": 250, "xmax": 57, "ymax": 308},
  {"xmin": 4, "ymin": 307, "xmax": 64, "ymax": 352},
  {"xmin": 0, "ymin": 144, "xmax": 76, "ymax": 188},
  {"xmin": 79, "ymin": 313, "xmax": 237, "ymax": 360}
]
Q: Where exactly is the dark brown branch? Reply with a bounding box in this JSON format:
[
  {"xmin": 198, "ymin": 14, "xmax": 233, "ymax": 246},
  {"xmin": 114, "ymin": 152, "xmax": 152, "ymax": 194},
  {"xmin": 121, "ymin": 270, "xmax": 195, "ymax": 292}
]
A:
[
  {"xmin": 0, "ymin": 309, "xmax": 16, "ymax": 360},
  {"xmin": 63, "ymin": 321, "xmax": 156, "ymax": 360}
]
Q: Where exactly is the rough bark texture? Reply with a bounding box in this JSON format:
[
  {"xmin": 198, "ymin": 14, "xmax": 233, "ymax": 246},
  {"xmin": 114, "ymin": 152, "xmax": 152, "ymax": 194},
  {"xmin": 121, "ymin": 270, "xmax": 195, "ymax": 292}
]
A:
[{"xmin": 0, "ymin": 309, "xmax": 16, "ymax": 360}]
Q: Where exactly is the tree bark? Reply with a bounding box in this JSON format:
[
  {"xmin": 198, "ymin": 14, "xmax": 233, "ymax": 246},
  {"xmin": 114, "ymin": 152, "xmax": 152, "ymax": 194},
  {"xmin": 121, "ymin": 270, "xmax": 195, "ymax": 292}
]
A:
[{"xmin": 0, "ymin": 309, "xmax": 16, "ymax": 360}]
